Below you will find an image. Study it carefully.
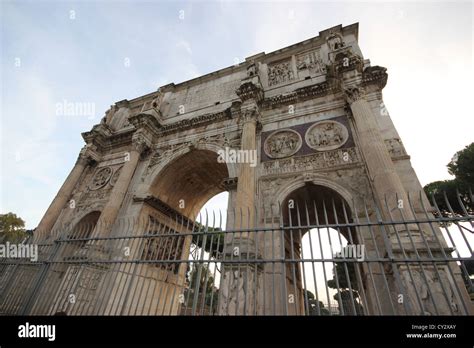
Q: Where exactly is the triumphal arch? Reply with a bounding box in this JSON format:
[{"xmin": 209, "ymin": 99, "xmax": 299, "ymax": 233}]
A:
[{"xmin": 4, "ymin": 23, "xmax": 472, "ymax": 316}]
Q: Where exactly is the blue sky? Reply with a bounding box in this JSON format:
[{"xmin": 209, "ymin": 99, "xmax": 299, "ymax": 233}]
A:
[{"xmin": 1, "ymin": 0, "xmax": 473, "ymax": 228}]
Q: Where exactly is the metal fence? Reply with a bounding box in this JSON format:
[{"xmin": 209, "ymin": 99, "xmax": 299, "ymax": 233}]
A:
[{"xmin": 0, "ymin": 191, "xmax": 473, "ymax": 316}]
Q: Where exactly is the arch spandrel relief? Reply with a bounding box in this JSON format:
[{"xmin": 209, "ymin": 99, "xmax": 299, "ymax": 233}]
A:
[
  {"xmin": 89, "ymin": 167, "xmax": 113, "ymax": 190},
  {"xmin": 263, "ymin": 129, "xmax": 302, "ymax": 159},
  {"xmin": 305, "ymin": 120, "xmax": 349, "ymax": 151}
]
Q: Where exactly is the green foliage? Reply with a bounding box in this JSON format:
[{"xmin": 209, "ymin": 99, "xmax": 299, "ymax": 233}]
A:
[
  {"xmin": 333, "ymin": 289, "xmax": 364, "ymax": 315},
  {"xmin": 327, "ymin": 259, "xmax": 359, "ymax": 291},
  {"xmin": 184, "ymin": 264, "xmax": 219, "ymax": 314},
  {"xmin": 0, "ymin": 212, "xmax": 27, "ymax": 243},
  {"xmin": 304, "ymin": 290, "xmax": 330, "ymax": 315},
  {"xmin": 447, "ymin": 143, "xmax": 474, "ymax": 187},
  {"xmin": 327, "ymin": 258, "xmax": 364, "ymax": 315},
  {"xmin": 423, "ymin": 142, "xmax": 474, "ymax": 216},
  {"xmin": 192, "ymin": 223, "xmax": 224, "ymax": 258},
  {"xmin": 423, "ymin": 180, "xmax": 472, "ymax": 216}
]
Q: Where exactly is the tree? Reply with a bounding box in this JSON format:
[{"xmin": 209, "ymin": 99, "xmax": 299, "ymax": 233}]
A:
[
  {"xmin": 0, "ymin": 212, "xmax": 27, "ymax": 243},
  {"xmin": 447, "ymin": 143, "xmax": 474, "ymax": 187},
  {"xmin": 184, "ymin": 263, "xmax": 219, "ymax": 314},
  {"xmin": 192, "ymin": 223, "xmax": 224, "ymax": 258},
  {"xmin": 423, "ymin": 180, "xmax": 471, "ymax": 216},
  {"xmin": 304, "ymin": 289, "xmax": 329, "ymax": 315},
  {"xmin": 327, "ymin": 258, "xmax": 364, "ymax": 315},
  {"xmin": 424, "ymin": 142, "xmax": 474, "ymax": 216}
]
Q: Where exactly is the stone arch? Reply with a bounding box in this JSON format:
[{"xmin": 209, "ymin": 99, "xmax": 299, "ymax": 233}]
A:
[
  {"xmin": 68, "ymin": 210, "xmax": 101, "ymax": 240},
  {"xmin": 273, "ymin": 174, "xmax": 355, "ymax": 212},
  {"xmin": 65, "ymin": 207, "xmax": 103, "ymax": 235},
  {"xmin": 145, "ymin": 144, "xmax": 233, "ymax": 219},
  {"xmin": 138, "ymin": 142, "xmax": 237, "ymax": 197}
]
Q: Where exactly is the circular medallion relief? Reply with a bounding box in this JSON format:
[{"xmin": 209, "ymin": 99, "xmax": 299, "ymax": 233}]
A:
[
  {"xmin": 89, "ymin": 167, "xmax": 112, "ymax": 190},
  {"xmin": 264, "ymin": 129, "xmax": 302, "ymax": 159},
  {"xmin": 305, "ymin": 120, "xmax": 349, "ymax": 151}
]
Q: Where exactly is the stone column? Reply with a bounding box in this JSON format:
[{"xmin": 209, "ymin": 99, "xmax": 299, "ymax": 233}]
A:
[
  {"xmin": 343, "ymin": 85, "xmax": 473, "ymax": 315},
  {"xmin": 218, "ymin": 70, "xmax": 264, "ymax": 315},
  {"xmin": 92, "ymin": 132, "xmax": 150, "ymax": 238},
  {"xmin": 35, "ymin": 145, "xmax": 97, "ymax": 241},
  {"xmin": 234, "ymin": 106, "xmax": 258, "ymax": 228},
  {"xmin": 344, "ymin": 86, "xmax": 415, "ymax": 222},
  {"xmin": 218, "ymin": 106, "xmax": 261, "ymax": 315}
]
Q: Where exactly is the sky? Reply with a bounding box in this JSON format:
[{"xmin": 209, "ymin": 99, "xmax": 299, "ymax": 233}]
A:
[{"xmin": 1, "ymin": 0, "xmax": 473, "ymax": 230}]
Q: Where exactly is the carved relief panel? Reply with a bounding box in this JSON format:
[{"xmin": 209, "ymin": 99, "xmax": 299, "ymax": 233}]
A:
[
  {"xmin": 263, "ymin": 129, "xmax": 302, "ymax": 159},
  {"xmin": 296, "ymin": 50, "xmax": 326, "ymax": 76},
  {"xmin": 305, "ymin": 120, "xmax": 349, "ymax": 151},
  {"xmin": 260, "ymin": 116, "xmax": 354, "ymax": 163},
  {"xmin": 267, "ymin": 59, "xmax": 295, "ymax": 87}
]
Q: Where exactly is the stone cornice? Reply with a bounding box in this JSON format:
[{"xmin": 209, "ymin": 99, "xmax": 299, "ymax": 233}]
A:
[
  {"xmin": 236, "ymin": 77, "xmax": 264, "ymax": 104},
  {"xmin": 157, "ymin": 108, "xmax": 233, "ymax": 136},
  {"xmin": 82, "ymin": 126, "xmax": 135, "ymax": 152},
  {"xmin": 128, "ymin": 113, "xmax": 162, "ymax": 134},
  {"xmin": 362, "ymin": 66, "xmax": 388, "ymax": 89},
  {"xmin": 81, "ymin": 124, "xmax": 112, "ymax": 151},
  {"xmin": 133, "ymin": 194, "xmax": 193, "ymax": 226},
  {"xmin": 262, "ymin": 80, "xmax": 338, "ymax": 109},
  {"xmin": 77, "ymin": 144, "xmax": 100, "ymax": 166}
]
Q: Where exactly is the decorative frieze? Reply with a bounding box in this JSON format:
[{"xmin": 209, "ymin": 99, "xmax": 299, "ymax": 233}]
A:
[
  {"xmin": 262, "ymin": 147, "xmax": 359, "ymax": 175},
  {"xmin": 158, "ymin": 109, "xmax": 232, "ymax": 136},
  {"xmin": 262, "ymin": 80, "xmax": 337, "ymax": 109}
]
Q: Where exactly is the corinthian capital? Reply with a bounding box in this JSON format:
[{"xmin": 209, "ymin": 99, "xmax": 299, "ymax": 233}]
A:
[
  {"xmin": 77, "ymin": 143, "xmax": 100, "ymax": 166},
  {"xmin": 343, "ymin": 86, "xmax": 366, "ymax": 104},
  {"xmin": 132, "ymin": 130, "xmax": 152, "ymax": 155},
  {"xmin": 239, "ymin": 105, "xmax": 260, "ymax": 125}
]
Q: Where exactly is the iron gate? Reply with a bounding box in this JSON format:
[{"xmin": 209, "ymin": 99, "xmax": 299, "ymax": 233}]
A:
[{"xmin": 0, "ymin": 191, "xmax": 473, "ymax": 315}]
